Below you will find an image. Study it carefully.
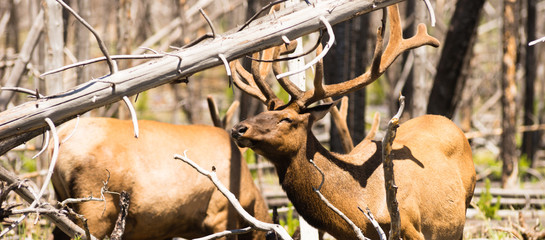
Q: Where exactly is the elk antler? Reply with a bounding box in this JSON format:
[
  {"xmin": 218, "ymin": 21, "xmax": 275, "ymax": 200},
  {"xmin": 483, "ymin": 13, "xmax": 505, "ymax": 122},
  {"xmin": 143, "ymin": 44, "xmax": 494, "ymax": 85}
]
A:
[
  {"xmin": 289, "ymin": 4, "xmax": 440, "ymax": 108},
  {"xmin": 230, "ymin": 41, "xmax": 298, "ymax": 110}
]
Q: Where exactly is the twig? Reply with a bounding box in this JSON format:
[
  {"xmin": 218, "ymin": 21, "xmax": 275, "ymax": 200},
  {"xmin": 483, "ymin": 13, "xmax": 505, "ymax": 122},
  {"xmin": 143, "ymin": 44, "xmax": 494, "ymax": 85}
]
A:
[
  {"xmin": 0, "ymin": 167, "xmax": 98, "ymax": 239},
  {"xmin": 40, "ymin": 54, "xmax": 164, "ymax": 77},
  {"xmin": 61, "ymin": 115, "xmax": 80, "ymax": 144},
  {"xmin": 55, "ymin": 0, "xmax": 116, "ymax": 74},
  {"xmin": 110, "ymin": 191, "xmax": 130, "ymax": 240},
  {"xmin": 122, "ymin": 96, "xmax": 139, "ymax": 138},
  {"xmin": 238, "ymin": 0, "xmax": 288, "ymax": 31},
  {"xmin": 176, "ymin": 33, "xmax": 215, "ymax": 49},
  {"xmin": 32, "ymin": 130, "xmax": 50, "ymax": 159},
  {"xmin": 199, "ymin": 8, "xmax": 216, "ymax": 38},
  {"xmin": 382, "ymin": 95, "xmax": 405, "ymax": 240},
  {"xmin": 0, "ymin": 118, "xmax": 60, "ymax": 237},
  {"xmin": 0, "ymin": 87, "xmax": 44, "ymax": 98},
  {"xmin": 247, "ymin": 30, "xmax": 323, "ymax": 62},
  {"xmin": 194, "ymin": 227, "xmax": 253, "ymax": 240},
  {"xmin": 309, "ymin": 159, "xmax": 368, "ymax": 240},
  {"xmin": 358, "ymin": 207, "xmax": 387, "ymax": 240},
  {"xmin": 0, "ymin": 182, "xmax": 22, "ymax": 204},
  {"xmin": 174, "ymin": 152, "xmax": 292, "ymax": 240},
  {"xmin": 422, "ymin": 0, "xmax": 436, "ymax": 27},
  {"xmin": 276, "ymin": 16, "xmax": 334, "ymax": 79},
  {"xmin": 529, "ymin": 36, "xmax": 545, "ymax": 46},
  {"xmin": 60, "ymin": 196, "xmax": 104, "ymax": 207},
  {"xmin": 37, "ymin": 118, "xmax": 60, "ymax": 202},
  {"xmin": 218, "ymin": 53, "xmax": 234, "ymax": 89}
]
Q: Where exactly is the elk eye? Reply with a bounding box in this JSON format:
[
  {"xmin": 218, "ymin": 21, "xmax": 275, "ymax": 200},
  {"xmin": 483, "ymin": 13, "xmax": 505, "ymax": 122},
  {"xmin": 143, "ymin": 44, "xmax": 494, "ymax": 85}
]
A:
[{"xmin": 279, "ymin": 117, "xmax": 292, "ymax": 124}]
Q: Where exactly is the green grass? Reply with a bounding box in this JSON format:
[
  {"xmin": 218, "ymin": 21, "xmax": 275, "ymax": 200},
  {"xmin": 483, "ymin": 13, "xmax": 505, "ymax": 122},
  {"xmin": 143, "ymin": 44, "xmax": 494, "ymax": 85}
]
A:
[{"xmin": 475, "ymin": 178, "xmax": 501, "ymax": 220}]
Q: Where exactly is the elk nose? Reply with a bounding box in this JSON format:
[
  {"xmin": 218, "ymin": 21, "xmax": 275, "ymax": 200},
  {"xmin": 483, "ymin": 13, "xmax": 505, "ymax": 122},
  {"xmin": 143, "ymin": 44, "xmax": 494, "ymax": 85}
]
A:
[{"xmin": 231, "ymin": 124, "xmax": 248, "ymax": 139}]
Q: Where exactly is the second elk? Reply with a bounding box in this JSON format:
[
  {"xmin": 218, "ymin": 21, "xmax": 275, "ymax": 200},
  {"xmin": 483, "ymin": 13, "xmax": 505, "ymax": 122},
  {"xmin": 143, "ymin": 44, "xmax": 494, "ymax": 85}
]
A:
[
  {"xmin": 50, "ymin": 117, "xmax": 270, "ymax": 240},
  {"xmin": 230, "ymin": 5, "xmax": 476, "ymax": 240}
]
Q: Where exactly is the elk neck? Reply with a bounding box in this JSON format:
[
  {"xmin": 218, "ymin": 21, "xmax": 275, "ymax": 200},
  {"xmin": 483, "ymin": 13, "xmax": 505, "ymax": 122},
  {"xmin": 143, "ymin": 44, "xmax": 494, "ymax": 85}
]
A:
[{"xmin": 266, "ymin": 129, "xmax": 387, "ymax": 236}]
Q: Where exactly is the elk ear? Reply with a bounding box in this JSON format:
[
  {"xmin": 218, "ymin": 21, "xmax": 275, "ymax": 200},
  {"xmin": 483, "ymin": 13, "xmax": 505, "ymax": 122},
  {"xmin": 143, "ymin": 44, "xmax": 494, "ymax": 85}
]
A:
[{"xmin": 304, "ymin": 99, "xmax": 341, "ymax": 121}]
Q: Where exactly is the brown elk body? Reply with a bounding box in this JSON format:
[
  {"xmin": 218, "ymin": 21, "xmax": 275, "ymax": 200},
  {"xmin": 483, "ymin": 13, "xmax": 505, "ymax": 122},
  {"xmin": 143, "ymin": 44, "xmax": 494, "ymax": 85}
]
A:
[
  {"xmin": 233, "ymin": 110, "xmax": 475, "ymax": 239},
  {"xmin": 50, "ymin": 117, "xmax": 270, "ymax": 240},
  {"xmin": 229, "ymin": 5, "xmax": 476, "ymax": 240}
]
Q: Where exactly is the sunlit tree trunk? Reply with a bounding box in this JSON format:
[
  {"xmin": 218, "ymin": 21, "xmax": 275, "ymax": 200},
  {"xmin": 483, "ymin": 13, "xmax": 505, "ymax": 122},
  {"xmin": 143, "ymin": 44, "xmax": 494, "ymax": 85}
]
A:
[{"xmin": 500, "ymin": 0, "xmax": 519, "ymax": 189}]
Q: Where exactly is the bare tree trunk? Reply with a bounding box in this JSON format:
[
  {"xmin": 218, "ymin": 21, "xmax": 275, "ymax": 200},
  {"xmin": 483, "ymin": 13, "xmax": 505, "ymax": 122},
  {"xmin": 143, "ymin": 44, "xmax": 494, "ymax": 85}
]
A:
[
  {"xmin": 44, "ymin": 0, "xmax": 65, "ymax": 95},
  {"xmin": 75, "ymin": 0, "xmax": 90, "ymax": 85},
  {"xmin": 325, "ymin": 15, "xmax": 369, "ymax": 153},
  {"xmin": 426, "ymin": 0, "xmax": 485, "ymax": 119},
  {"xmin": 521, "ymin": 0, "xmax": 539, "ymax": 167},
  {"xmin": 116, "ymin": 0, "xmax": 133, "ymax": 120},
  {"xmin": 5, "ymin": 0, "xmax": 19, "ymax": 52},
  {"xmin": 409, "ymin": 0, "xmax": 429, "ymax": 117},
  {"xmin": 501, "ymin": 0, "xmax": 519, "ymax": 189}
]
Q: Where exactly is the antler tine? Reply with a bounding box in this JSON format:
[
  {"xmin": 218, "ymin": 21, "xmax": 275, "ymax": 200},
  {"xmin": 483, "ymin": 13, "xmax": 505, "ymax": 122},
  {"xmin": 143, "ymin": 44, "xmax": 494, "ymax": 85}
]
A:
[
  {"xmin": 230, "ymin": 60, "xmax": 267, "ymax": 103},
  {"xmin": 251, "ymin": 50, "xmax": 284, "ymax": 110},
  {"xmin": 380, "ymin": 5, "xmax": 440, "ymax": 72},
  {"xmin": 312, "ymin": 44, "xmax": 326, "ymax": 100},
  {"xmin": 272, "ymin": 52, "xmax": 304, "ymax": 104},
  {"xmin": 297, "ymin": 4, "xmax": 439, "ymax": 107}
]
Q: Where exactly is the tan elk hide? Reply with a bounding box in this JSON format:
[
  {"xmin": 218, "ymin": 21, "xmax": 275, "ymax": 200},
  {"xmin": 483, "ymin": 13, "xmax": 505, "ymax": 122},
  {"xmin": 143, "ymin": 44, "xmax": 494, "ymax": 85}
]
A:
[
  {"xmin": 50, "ymin": 117, "xmax": 270, "ymax": 240},
  {"xmin": 229, "ymin": 4, "xmax": 476, "ymax": 240}
]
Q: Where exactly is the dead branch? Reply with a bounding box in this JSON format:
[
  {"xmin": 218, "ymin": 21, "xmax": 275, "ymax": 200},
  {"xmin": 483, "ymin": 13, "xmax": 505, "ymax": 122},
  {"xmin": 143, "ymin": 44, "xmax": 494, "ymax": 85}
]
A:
[
  {"xmin": 122, "ymin": 96, "xmax": 139, "ymax": 138},
  {"xmin": 0, "ymin": 167, "xmax": 98, "ymax": 239},
  {"xmin": 511, "ymin": 211, "xmax": 545, "ymax": 240},
  {"xmin": 110, "ymin": 191, "xmax": 130, "ymax": 240},
  {"xmin": 382, "ymin": 95, "xmax": 405, "ymax": 240},
  {"xmin": 174, "ymin": 152, "xmax": 292, "ymax": 240},
  {"xmin": 194, "ymin": 227, "xmax": 253, "ymax": 240},
  {"xmin": 0, "ymin": 0, "xmax": 407, "ymax": 156},
  {"xmin": 55, "ymin": 0, "xmax": 116, "ymax": 74},
  {"xmin": 358, "ymin": 207, "xmax": 387, "ymax": 240},
  {"xmin": 40, "ymin": 54, "xmax": 164, "ymax": 77},
  {"xmin": 0, "ymin": 118, "xmax": 60, "ymax": 237}
]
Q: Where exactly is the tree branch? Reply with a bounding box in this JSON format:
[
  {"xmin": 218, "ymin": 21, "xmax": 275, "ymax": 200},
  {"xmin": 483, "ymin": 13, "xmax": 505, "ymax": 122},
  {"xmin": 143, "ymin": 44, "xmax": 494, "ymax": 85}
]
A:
[
  {"xmin": 382, "ymin": 95, "xmax": 405, "ymax": 240},
  {"xmin": 0, "ymin": 167, "xmax": 98, "ymax": 240},
  {"xmin": 0, "ymin": 0, "xmax": 406, "ymax": 156}
]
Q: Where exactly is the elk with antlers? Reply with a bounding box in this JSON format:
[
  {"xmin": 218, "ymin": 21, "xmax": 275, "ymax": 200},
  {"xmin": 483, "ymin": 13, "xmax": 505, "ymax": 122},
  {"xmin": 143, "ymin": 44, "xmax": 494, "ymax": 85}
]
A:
[
  {"xmin": 50, "ymin": 118, "xmax": 271, "ymax": 240},
  {"xmin": 230, "ymin": 5, "xmax": 476, "ymax": 240}
]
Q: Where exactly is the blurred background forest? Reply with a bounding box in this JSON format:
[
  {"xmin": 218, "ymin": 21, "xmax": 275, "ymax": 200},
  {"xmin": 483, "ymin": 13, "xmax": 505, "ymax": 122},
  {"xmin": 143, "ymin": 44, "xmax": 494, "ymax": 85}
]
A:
[{"xmin": 1, "ymin": 0, "xmax": 545, "ymax": 239}]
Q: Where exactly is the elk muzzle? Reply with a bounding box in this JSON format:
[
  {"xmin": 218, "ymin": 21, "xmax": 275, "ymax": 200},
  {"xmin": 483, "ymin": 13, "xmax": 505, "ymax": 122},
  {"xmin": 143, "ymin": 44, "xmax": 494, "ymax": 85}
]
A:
[{"xmin": 231, "ymin": 123, "xmax": 253, "ymax": 148}]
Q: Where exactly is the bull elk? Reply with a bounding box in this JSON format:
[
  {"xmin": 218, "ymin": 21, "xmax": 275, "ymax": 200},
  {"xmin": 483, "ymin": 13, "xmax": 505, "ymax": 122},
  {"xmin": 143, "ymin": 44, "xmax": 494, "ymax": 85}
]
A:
[
  {"xmin": 50, "ymin": 117, "xmax": 271, "ymax": 239},
  {"xmin": 230, "ymin": 5, "xmax": 476, "ymax": 240}
]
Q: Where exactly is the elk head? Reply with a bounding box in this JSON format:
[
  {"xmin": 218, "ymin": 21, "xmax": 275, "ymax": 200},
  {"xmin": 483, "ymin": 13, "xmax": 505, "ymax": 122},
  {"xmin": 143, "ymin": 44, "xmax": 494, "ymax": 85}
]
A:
[{"xmin": 231, "ymin": 5, "xmax": 439, "ymax": 167}]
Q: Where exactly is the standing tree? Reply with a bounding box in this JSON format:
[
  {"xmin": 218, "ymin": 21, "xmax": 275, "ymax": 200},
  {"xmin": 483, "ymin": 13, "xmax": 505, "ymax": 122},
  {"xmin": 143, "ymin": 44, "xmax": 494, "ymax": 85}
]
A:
[
  {"xmin": 521, "ymin": 0, "xmax": 539, "ymax": 167},
  {"xmin": 324, "ymin": 14, "xmax": 369, "ymax": 153},
  {"xmin": 501, "ymin": 0, "xmax": 519, "ymax": 189},
  {"xmin": 427, "ymin": 0, "xmax": 486, "ymax": 119}
]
